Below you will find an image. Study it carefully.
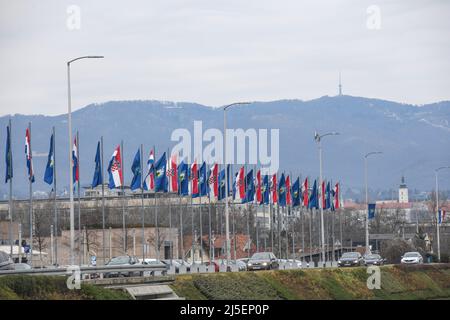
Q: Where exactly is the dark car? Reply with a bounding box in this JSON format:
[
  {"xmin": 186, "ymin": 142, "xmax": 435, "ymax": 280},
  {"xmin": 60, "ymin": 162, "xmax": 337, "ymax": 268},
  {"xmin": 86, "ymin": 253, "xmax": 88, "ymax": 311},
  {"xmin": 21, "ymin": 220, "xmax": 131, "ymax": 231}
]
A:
[
  {"xmin": 247, "ymin": 252, "xmax": 279, "ymax": 271},
  {"xmin": 0, "ymin": 251, "xmax": 13, "ymax": 271},
  {"xmin": 338, "ymin": 252, "xmax": 364, "ymax": 267},
  {"xmin": 104, "ymin": 255, "xmax": 141, "ymax": 278},
  {"xmin": 363, "ymin": 254, "xmax": 386, "ymax": 266}
]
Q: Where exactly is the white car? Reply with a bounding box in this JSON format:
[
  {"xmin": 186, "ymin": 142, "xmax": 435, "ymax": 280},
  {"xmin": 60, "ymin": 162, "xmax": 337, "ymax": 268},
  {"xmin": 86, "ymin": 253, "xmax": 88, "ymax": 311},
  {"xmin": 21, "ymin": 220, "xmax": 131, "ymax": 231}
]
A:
[{"xmin": 401, "ymin": 252, "xmax": 423, "ymax": 264}]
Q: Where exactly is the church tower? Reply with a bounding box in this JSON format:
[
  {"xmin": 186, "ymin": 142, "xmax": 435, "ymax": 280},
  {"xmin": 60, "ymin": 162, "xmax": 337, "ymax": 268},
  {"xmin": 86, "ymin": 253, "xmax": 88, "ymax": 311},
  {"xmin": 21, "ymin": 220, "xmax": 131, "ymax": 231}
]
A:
[{"xmin": 398, "ymin": 176, "xmax": 409, "ymax": 203}]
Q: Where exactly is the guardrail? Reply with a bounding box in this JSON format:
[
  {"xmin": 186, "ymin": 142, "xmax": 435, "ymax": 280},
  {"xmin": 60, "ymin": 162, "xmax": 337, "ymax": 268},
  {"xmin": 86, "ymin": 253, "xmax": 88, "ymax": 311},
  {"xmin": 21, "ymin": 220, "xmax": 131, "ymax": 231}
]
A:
[{"xmin": 0, "ymin": 263, "xmax": 167, "ymax": 277}]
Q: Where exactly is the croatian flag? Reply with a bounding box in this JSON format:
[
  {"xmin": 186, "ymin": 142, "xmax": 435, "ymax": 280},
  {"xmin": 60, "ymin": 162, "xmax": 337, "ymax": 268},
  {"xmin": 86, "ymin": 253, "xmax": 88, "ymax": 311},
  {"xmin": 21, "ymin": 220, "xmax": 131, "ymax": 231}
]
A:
[
  {"xmin": 72, "ymin": 137, "xmax": 79, "ymax": 184},
  {"xmin": 235, "ymin": 166, "xmax": 245, "ymax": 200},
  {"xmin": 302, "ymin": 177, "xmax": 309, "ymax": 207},
  {"xmin": 143, "ymin": 149, "xmax": 155, "ymax": 191},
  {"xmin": 271, "ymin": 173, "xmax": 278, "ymax": 204},
  {"xmin": 286, "ymin": 175, "xmax": 292, "ymax": 206},
  {"xmin": 256, "ymin": 170, "xmax": 262, "ymax": 204},
  {"xmin": 208, "ymin": 163, "xmax": 219, "ymax": 199},
  {"xmin": 167, "ymin": 154, "xmax": 178, "ymax": 193},
  {"xmin": 25, "ymin": 128, "xmax": 35, "ymax": 183},
  {"xmin": 107, "ymin": 145, "xmax": 123, "ymax": 189},
  {"xmin": 190, "ymin": 161, "xmax": 199, "ymax": 197}
]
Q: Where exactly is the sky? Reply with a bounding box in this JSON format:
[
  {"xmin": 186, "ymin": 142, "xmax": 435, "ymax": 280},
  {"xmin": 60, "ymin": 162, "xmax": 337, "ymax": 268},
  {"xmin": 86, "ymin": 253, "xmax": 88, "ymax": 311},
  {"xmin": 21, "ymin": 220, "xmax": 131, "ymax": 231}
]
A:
[{"xmin": 0, "ymin": 0, "xmax": 449, "ymax": 116}]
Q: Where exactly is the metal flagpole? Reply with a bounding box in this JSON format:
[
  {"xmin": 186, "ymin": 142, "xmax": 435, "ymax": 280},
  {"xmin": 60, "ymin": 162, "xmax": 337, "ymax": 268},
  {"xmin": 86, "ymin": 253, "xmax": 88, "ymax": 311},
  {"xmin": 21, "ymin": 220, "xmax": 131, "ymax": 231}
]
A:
[
  {"xmin": 309, "ymin": 209, "xmax": 313, "ymax": 264},
  {"xmin": 331, "ymin": 181, "xmax": 336, "ymax": 262},
  {"xmin": 8, "ymin": 119, "xmax": 13, "ymax": 259},
  {"xmin": 50, "ymin": 225, "xmax": 54, "ymax": 265},
  {"xmin": 18, "ymin": 224, "xmax": 22, "ymax": 263},
  {"xmin": 301, "ymin": 207, "xmax": 305, "ymax": 263},
  {"xmin": 199, "ymin": 179, "xmax": 203, "ymax": 264},
  {"xmin": 263, "ymin": 193, "xmax": 266, "ymax": 251},
  {"xmin": 77, "ymin": 131, "xmax": 82, "ymax": 265},
  {"xmin": 154, "ymin": 146, "xmax": 160, "ymax": 260},
  {"xmin": 28, "ymin": 122, "xmax": 33, "ymax": 267},
  {"xmin": 52, "ymin": 126, "xmax": 58, "ymax": 265},
  {"xmin": 179, "ymin": 188, "xmax": 184, "ymax": 260},
  {"xmin": 121, "ymin": 140, "xmax": 127, "ymax": 254},
  {"xmin": 190, "ymin": 191, "xmax": 194, "ymax": 263},
  {"xmin": 208, "ymin": 184, "xmax": 212, "ymax": 263},
  {"xmin": 168, "ymin": 148, "xmax": 173, "ymax": 264},
  {"xmin": 141, "ymin": 144, "xmax": 145, "ymax": 262},
  {"xmin": 101, "ymin": 137, "xmax": 106, "ymax": 264}
]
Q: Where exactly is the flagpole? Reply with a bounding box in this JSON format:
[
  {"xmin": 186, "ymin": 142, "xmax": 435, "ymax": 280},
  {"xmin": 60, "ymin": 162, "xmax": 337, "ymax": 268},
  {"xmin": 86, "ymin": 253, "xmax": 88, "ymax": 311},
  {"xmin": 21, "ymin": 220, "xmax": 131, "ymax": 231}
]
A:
[
  {"xmin": 121, "ymin": 140, "xmax": 127, "ymax": 254},
  {"xmin": 52, "ymin": 126, "xmax": 58, "ymax": 265},
  {"xmin": 141, "ymin": 144, "xmax": 145, "ymax": 262},
  {"xmin": 8, "ymin": 119, "xmax": 13, "ymax": 259},
  {"xmin": 154, "ymin": 146, "xmax": 159, "ymax": 260},
  {"xmin": 77, "ymin": 131, "xmax": 82, "ymax": 265},
  {"xmin": 28, "ymin": 122, "xmax": 33, "ymax": 267},
  {"xmin": 179, "ymin": 180, "xmax": 184, "ymax": 261},
  {"xmin": 199, "ymin": 171, "xmax": 204, "ymax": 265},
  {"xmin": 208, "ymin": 165, "xmax": 213, "ymax": 263},
  {"xmin": 167, "ymin": 148, "xmax": 173, "ymax": 264},
  {"xmin": 190, "ymin": 189, "xmax": 194, "ymax": 263},
  {"xmin": 101, "ymin": 137, "xmax": 106, "ymax": 264}
]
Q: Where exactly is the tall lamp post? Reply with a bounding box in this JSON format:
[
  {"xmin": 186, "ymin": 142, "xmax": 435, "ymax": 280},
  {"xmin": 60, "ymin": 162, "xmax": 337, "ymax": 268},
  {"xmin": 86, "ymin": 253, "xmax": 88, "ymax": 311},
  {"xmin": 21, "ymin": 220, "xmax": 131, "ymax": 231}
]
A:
[
  {"xmin": 67, "ymin": 56, "xmax": 104, "ymax": 265},
  {"xmin": 364, "ymin": 151, "xmax": 382, "ymax": 255},
  {"xmin": 223, "ymin": 102, "xmax": 251, "ymax": 265},
  {"xmin": 314, "ymin": 131, "xmax": 339, "ymax": 266},
  {"xmin": 435, "ymin": 166, "xmax": 450, "ymax": 262}
]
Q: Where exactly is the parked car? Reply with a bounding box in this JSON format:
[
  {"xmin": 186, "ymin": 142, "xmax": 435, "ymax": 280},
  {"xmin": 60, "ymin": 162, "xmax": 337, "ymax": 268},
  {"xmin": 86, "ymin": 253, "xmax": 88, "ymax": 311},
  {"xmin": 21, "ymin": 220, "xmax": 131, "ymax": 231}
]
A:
[
  {"xmin": 0, "ymin": 251, "xmax": 13, "ymax": 271},
  {"xmin": 401, "ymin": 252, "xmax": 423, "ymax": 264},
  {"xmin": 338, "ymin": 252, "xmax": 364, "ymax": 267},
  {"xmin": 363, "ymin": 254, "xmax": 386, "ymax": 266},
  {"xmin": 236, "ymin": 260, "xmax": 247, "ymax": 271},
  {"xmin": 247, "ymin": 252, "xmax": 279, "ymax": 271},
  {"xmin": 140, "ymin": 258, "xmax": 168, "ymax": 276},
  {"xmin": 11, "ymin": 263, "xmax": 32, "ymax": 270},
  {"xmin": 104, "ymin": 255, "xmax": 140, "ymax": 278}
]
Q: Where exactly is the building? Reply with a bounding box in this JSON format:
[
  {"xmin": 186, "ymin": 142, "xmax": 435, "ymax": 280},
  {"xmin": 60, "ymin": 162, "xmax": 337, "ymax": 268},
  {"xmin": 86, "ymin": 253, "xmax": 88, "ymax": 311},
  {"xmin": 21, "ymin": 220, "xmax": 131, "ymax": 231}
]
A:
[{"xmin": 399, "ymin": 176, "xmax": 409, "ymax": 203}]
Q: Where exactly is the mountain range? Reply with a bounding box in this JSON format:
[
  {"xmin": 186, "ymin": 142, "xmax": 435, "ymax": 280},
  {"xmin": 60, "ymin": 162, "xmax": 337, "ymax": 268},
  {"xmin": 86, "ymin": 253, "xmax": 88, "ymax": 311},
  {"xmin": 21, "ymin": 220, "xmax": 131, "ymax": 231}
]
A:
[{"xmin": 0, "ymin": 95, "xmax": 449, "ymax": 200}]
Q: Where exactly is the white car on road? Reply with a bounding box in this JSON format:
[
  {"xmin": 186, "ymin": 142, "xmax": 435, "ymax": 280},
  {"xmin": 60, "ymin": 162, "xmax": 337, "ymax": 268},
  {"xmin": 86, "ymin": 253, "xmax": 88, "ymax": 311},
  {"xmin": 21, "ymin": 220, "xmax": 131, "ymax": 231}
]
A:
[{"xmin": 400, "ymin": 252, "xmax": 423, "ymax": 264}]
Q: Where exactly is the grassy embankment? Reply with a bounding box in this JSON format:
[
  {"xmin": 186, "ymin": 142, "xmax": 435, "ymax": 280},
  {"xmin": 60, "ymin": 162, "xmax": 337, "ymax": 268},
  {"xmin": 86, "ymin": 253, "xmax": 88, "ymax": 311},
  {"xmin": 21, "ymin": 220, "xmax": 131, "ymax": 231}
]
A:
[
  {"xmin": 0, "ymin": 275, "xmax": 131, "ymax": 300},
  {"xmin": 170, "ymin": 264, "xmax": 450, "ymax": 300}
]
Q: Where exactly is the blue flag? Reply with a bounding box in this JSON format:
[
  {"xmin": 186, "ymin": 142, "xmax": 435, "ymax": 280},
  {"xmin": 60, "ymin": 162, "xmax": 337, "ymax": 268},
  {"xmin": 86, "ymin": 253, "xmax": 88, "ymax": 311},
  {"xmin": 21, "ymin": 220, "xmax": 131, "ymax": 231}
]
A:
[
  {"xmin": 278, "ymin": 173, "xmax": 286, "ymax": 207},
  {"xmin": 91, "ymin": 142, "xmax": 103, "ymax": 188},
  {"xmin": 368, "ymin": 203, "xmax": 376, "ymax": 219},
  {"xmin": 5, "ymin": 125, "xmax": 13, "ymax": 183},
  {"xmin": 292, "ymin": 177, "xmax": 301, "ymax": 207},
  {"xmin": 44, "ymin": 133, "xmax": 54, "ymax": 185},
  {"xmin": 130, "ymin": 149, "xmax": 142, "ymax": 191},
  {"xmin": 243, "ymin": 169, "xmax": 255, "ymax": 204},
  {"xmin": 218, "ymin": 169, "xmax": 225, "ymax": 201},
  {"xmin": 178, "ymin": 161, "xmax": 189, "ymax": 196},
  {"xmin": 325, "ymin": 181, "xmax": 331, "ymax": 210},
  {"xmin": 308, "ymin": 180, "xmax": 318, "ymax": 210},
  {"xmin": 154, "ymin": 152, "xmax": 168, "ymax": 192},
  {"xmin": 199, "ymin": 162, "xmax": 208, "ymax": 197},
  {"xmin": 262, "ymin": 175, "xmax": 270, "ymax": 205}
]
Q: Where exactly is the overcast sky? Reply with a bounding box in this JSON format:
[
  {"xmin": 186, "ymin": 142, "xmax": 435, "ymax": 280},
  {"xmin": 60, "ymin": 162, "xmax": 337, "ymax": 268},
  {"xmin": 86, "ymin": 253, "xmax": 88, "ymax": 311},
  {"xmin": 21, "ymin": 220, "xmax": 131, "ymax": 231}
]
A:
[{"xmin": 1, "ymin": 0, "xmax": 449, "ymax": 116}]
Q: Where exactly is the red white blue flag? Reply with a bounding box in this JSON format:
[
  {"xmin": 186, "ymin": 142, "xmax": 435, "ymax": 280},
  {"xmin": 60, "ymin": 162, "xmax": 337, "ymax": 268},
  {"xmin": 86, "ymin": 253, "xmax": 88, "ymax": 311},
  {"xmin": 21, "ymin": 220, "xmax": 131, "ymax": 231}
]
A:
[
  {"xmin": 107, "ymin": 145, "xmax": 123, "ymax": 189},
  {"xmin": 143, "ymin": 149, "xmax": 155, "ymax": 191},
  {"xmin": 25, "ymin": 128, "xmax": 34, "ymax": 183},
  {"xmin": 72, "ymin": 137, "xmax": 79, "ymax": 184}
]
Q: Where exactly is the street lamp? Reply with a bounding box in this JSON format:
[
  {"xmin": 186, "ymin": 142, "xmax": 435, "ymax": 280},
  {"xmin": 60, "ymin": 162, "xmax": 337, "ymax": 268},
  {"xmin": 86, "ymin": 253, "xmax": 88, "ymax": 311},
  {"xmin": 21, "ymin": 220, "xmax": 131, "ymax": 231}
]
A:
[
  {"xmin": 314, "ymin": 131, "xmax": 339, "ymax": 267},
  {"xmin": 364, "ymin": 151, "xmax": 382, "ymax": 255},
  {"xmin": 435, "ymin": 166, "xmax": 450, "ymax": 262},
  {"xmin": 67, "ymin": 55, "xmax": 104, "ymax": 265},
  {"xmin": 223, "ymin": 102, "xmax": 251, "ymax": 265}
]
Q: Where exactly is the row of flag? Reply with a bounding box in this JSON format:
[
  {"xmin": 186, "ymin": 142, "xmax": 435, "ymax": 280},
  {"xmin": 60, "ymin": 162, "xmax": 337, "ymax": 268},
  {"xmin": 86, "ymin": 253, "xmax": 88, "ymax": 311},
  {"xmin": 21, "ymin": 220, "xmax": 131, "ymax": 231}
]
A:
[
  {"xmin": 7, "ymin": 126, "xmax": 446, "ymax": 222},
  {"xmin": 97, "ymin": 143, "xmax": 342, "ymax": 210}
]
